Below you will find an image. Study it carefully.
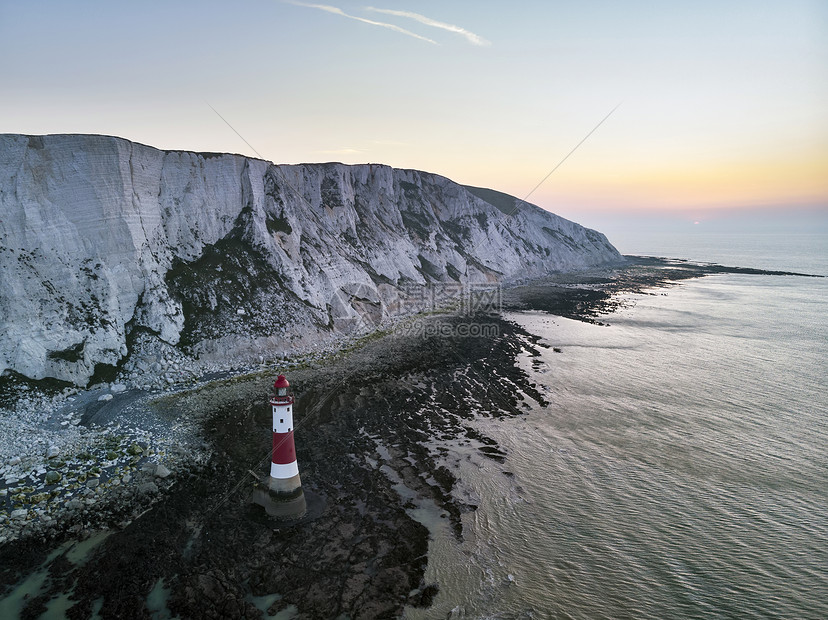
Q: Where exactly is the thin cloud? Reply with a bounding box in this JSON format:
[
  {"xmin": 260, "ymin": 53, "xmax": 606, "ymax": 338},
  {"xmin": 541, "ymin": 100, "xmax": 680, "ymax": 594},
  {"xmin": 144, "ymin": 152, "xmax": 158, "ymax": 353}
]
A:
[
  {"xmin": 285, "ymin": 1, "xmax": 438, "ymax": 44},
  {"xmin": 364, "ymin": 7, "xmax": 490, "ymax": 46}
]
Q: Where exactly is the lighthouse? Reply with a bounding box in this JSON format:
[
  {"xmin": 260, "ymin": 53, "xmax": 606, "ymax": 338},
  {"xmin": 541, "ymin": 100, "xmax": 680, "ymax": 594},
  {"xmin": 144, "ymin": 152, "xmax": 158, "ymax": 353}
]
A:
[{"xmin": 256, "ymin": 374, "xmax": 307, "ymax": 519}]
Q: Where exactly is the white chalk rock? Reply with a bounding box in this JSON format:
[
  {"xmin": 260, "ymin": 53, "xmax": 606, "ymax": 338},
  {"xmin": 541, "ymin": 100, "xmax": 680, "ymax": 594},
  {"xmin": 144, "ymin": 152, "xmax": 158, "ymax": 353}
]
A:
[
  {"xmin": 0, "ymin": 134, "xmax": 623, "ymax": 386},
  {"xmin": 153, "ymin": 463, "xmax": 172, "ymax": 479}
]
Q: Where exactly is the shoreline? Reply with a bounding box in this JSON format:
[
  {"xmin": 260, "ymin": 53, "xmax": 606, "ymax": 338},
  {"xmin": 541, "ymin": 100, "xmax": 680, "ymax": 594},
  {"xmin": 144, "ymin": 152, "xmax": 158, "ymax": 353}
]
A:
[{"xmin": 0, "ymin": 256, "xmax": 809, "ymax": 618}]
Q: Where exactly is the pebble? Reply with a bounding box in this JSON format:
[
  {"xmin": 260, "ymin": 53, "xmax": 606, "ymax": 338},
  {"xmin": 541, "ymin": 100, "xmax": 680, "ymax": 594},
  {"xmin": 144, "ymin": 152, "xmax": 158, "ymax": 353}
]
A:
[
  {"xmin": 110, "ymin": 384, "xmax": 127, "ymax": 394},
  {"xmin": 46, "ymin": 446, "xmax": 60, "ymax": 459},
  {"xmin": 9, "ymin": 456, "xmax": 21, "ymax": 466},
  {"xmin": 98, "ymin": 393, "xmax": 114, "ymax": 402}
]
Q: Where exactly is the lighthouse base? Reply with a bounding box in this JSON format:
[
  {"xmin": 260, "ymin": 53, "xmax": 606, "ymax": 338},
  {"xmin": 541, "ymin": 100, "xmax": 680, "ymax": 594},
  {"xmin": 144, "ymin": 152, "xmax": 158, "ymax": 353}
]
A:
[
  {"xmin": 251, "ymin": 486, "xmax": 307, "ymax": 520},
  {"xmin": 268, "ymin": 472, "xmax": 303, "ymax": 495},
  {"xmin": 250, "ymin": 487, "xmax": 327, "ymax": 528},
  {"xmin": 251, "ymin": 474, "xmax": 307, "ymax": 520}
]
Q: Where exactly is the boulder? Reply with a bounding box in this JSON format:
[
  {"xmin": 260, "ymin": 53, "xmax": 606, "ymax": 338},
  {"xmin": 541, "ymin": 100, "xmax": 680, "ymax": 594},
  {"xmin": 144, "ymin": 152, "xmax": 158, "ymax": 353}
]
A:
[{"xmin": 154, "ymin": 464, "xmax": 172, "ymax": 479}]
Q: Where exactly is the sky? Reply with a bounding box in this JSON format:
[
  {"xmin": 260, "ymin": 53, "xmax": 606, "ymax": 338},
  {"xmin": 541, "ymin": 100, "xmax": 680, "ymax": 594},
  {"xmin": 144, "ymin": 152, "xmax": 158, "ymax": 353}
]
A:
[{"xmin": 1, "ymin": 1, "xmax": 827, "ymax": 235}]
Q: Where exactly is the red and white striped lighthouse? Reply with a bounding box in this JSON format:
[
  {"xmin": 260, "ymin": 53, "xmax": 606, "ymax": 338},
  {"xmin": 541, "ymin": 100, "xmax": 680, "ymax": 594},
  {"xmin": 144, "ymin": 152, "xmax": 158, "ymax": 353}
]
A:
[{"xmin": 264, "ymin": 374, "xmax": 306, "ymax": 518}]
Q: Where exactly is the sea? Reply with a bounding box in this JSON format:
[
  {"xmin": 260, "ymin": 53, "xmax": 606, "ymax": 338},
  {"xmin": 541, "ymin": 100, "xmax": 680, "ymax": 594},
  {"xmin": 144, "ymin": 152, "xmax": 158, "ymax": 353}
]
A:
[{"xmin": 405, "ymin": 232, "xmax": 828, "ymax": 619}]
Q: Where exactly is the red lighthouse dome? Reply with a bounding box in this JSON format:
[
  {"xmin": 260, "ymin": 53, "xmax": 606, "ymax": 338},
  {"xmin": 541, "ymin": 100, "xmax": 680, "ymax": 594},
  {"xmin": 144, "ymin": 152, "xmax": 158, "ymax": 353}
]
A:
[{"xmin": 271, "ymin": 374, "xmax": 294, "ymax": 405}]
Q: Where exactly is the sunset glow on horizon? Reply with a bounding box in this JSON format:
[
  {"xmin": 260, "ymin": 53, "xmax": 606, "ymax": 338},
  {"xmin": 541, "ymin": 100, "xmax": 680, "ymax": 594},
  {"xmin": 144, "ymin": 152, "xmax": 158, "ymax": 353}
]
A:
[{"xmin": 1, "ymin": 1, "xmax": 826, "ymax": 225}]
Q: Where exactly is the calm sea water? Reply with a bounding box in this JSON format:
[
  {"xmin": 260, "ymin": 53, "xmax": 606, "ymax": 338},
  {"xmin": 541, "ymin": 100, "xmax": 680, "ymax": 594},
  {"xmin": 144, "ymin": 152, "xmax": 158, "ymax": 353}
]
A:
[{"xmin": 406, "ymin": 233, "xmax": 828, "ymax": 619}]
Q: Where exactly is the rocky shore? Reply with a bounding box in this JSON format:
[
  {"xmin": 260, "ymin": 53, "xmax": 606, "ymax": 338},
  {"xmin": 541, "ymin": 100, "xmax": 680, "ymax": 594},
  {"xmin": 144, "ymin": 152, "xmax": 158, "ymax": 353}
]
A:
[{"xmin": 0, "ymin": 257, "xmax": 818, "ymax": 618}]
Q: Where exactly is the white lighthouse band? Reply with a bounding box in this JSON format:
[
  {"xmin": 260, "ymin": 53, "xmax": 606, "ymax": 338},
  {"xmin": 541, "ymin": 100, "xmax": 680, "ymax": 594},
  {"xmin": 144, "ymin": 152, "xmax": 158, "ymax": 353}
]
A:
[
  {"xmin": 272, "ymin": 401, "xmax": 294, "ymax": 434},
  {"xmin": 270, "ymin": 460, "xmax": 299, "ymax": 478}
]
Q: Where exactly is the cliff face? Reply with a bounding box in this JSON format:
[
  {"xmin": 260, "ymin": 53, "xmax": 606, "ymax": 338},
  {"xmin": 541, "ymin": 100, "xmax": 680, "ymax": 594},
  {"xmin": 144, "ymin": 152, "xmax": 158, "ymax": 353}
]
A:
[{"xmin": 0, "ymin": 134, "xmax": 622, "ymax": 385}]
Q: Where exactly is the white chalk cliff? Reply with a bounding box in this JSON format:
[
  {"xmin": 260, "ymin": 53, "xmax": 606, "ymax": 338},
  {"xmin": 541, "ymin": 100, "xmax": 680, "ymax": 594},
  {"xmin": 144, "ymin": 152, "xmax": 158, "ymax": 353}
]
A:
[{"xmin": 0, "ymin": 134, "xmax": 622, "ymax": 385}]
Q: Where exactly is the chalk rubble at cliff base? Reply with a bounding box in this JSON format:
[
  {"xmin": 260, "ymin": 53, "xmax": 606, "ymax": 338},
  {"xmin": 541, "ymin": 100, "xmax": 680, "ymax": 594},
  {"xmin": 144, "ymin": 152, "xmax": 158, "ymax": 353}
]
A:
[{"xmin": 0, "ymin": 317, "xmax": 379, "ymax": 545}]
